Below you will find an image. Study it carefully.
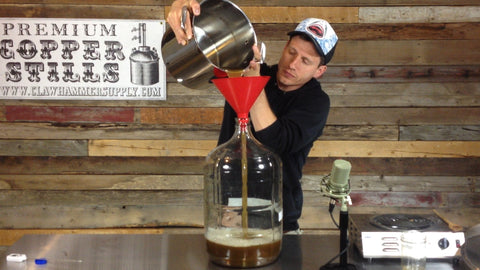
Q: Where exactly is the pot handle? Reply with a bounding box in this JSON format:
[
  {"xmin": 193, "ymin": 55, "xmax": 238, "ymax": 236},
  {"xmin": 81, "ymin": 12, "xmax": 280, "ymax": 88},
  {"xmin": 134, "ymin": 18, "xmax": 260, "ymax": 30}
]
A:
[
  {"xmin": 180, "ymin": 5, "xmax": 189, "ymax": 30},
  {"xmin": 259, "ymin": 42, "xmax": 266, "ymax": 64}
]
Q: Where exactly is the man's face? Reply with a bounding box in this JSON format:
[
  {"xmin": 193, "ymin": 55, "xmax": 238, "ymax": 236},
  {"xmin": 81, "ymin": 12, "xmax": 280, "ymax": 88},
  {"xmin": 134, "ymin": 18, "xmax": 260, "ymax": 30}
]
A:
[{"xmin": 276, "ymin": 35, "xmax": 327, "ymax": 91}]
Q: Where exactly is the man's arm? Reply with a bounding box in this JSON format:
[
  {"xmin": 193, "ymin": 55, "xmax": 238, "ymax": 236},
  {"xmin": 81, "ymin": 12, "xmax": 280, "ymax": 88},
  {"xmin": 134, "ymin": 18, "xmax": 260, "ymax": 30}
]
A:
[{"xmin": 243, "ymin": 45, "xmax": 277, "ymax": 131}]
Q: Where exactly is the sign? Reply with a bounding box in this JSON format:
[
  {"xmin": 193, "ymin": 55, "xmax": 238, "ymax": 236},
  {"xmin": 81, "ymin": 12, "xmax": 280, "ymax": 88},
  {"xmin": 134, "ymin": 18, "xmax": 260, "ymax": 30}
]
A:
[{"xmin": 0, "ymin": 18, "xmax": 166, "ymax": 100}]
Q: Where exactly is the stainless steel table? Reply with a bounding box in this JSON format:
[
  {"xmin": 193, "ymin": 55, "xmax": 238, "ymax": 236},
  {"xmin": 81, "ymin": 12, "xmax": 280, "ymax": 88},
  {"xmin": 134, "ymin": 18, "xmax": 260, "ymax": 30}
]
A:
[{"xmin": 0, "ymin": 234, "xmax": 460, "ymax": 270}]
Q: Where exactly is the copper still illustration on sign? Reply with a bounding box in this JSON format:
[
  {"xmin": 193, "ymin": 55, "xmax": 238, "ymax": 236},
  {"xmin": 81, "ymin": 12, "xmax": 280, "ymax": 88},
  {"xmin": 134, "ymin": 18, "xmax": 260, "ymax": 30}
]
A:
[{"xmin": 130, "ymin": 23, "xmax": 159, "ymax": 86}]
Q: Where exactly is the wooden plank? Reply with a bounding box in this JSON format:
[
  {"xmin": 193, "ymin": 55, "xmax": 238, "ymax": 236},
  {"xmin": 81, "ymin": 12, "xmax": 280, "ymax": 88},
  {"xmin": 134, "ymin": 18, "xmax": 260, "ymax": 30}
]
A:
[
  {"xmin": 0, "ymin": 106, "xmax": 5, "ymax": 121},
  {"xmin": 88, "ymin": 140, "xmax": 480, "ymax": 158},
  {"xmin": 0, "ymin": 123, "xmax": 221, "ymax": 140},
  {"xmin": 0, "ymin": 123, "xmax": 398, "ymax": 141},
  {"xmin": 5, "ymin": 0, "xmax": 480, "ymax": 6},
  {"xmin": 400, "ymin": 125, "xmax": 480, "ymax": 141},
  {"xmin": 0, "ymin": 204, "xmax": 204, "ymax": 228},
  {"xmin": 324, "ymin": 82, "xmax": 480, "ymax": 96},
  {"xmin": 88, "ymin": 139, "xmax": 217, "ymax": 157},
  {"xmin": 0, "ymin": 175, "xmax": 203, "ymax": 190},
  {"xmin": 1, "ymin": 156, "xmax": 478, "ymax": 176},
  {"xmin": 432, "ymin": 208, "xmax": 480, "ymax": 229},
  {"xmin": 304, "ymin": 157, "xmax": 480, "ymax": 176},
  {"xmin": 256, "ymin": 23, "xmax": 480, "ymax": 41},
  {"xmin": 0, "ymin": 228, "xmax": 168, "ymax": 247},
  {"xmin": 0, "ymin": 190, "xmax": 202, "ymax": 206},
  {"xmin": 336, "ymin": 22, "xmax": 480, "ymax": 40},
  {"xmin": 5, "ymin": 106, "xmax": 135, "ymax": 123},
  {"xmin": 158, "ymin": 91, "xmax": 225, "ymax": 108},
  {"xmin": 320, "ymin": 125, "xmax": 398, "ymax": 141},
  {"xmin": 2, "ymin": 174, "xmax": 475, "ymax": 193},
  {"xmin": 141, "ymin": 108, "xmax": 223, "ymax": 125},
  {"xmin": 445, "ymin": 192, "xmax": 480, "ymax": 207},
  {"xmin": 350, "ymin": 191, "xmax": 445, "ymax": 208},
  {"xmin": 8, "ymin": 0, "xmax": 167, "ymax": 4},
  {"xmin": 302, "ymin": 207, "xmax": 442, "ymax": 230},
  {"xmin": 322, "ymin": 40, "xmax": 480, "ymax": 65},
  {"xmin": 301, "ymin": 175, "xmax": 478, "ymax": 193},
  {"xmin": 0, "ymin": 4, "xmax": 164, "ymax": 19},
  {"xmin": 329, "ymin": 23, "xmax": 480, "ymax": 41},
  {"xmin": 330, "ymin": 94, "xmax": 479, "ymax": 107},
  {"xmin": 328, "ymin": 107, "xmax": 480, "ymax": 125},
  {"xmin": 165, "ymin": 6, "xmax": 480, "ymax": 24},
  {"xmin": 241, "ymin": 0, "xmax": 480, "ymax": 6},
  {"xmin": 310, "ymin": 141, "xmax": 480, "ymax": 158},
  {"xmin": 163, "ymin": 6, "xmax": 359, "ymax": 24},
  {"xmin": 0, "ymin": 140, "xmax": 87, "ymax": 156},
  {"xmin": 138, "ymin": 107, "xmax": 480, "ymax": 125},
  {"xmin": 360, "ymin": 6, "xmax": 480, "ymax": 23},
  {"xmin": 304, "ymin": 190, "xmax": 467, "ymax": 209},
  {"xmin": 322, "ymin": 66, "xmax": 480, "ymax": 83},
  {"xmin": 0, "ymin": 156, "xmax": 206, "ymax": 175},
  {"xmin": 242, "ymin": 7, "xmax": 359, "ymax": 24}
]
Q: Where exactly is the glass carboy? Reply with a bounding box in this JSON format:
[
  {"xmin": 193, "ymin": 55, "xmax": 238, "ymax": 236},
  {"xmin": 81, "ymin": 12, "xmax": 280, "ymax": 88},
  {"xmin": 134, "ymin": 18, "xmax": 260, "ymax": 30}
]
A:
[{"xmin": 204, "ymin": 77, "xmax": 283, "ymax": 267}]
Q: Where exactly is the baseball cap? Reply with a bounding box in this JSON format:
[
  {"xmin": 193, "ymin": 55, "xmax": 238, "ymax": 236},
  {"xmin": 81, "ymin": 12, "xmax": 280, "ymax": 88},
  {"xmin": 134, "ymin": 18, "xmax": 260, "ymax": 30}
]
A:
[{"xmin": 288, "ymin": 18, "xmax": 338, "ymax": 64}]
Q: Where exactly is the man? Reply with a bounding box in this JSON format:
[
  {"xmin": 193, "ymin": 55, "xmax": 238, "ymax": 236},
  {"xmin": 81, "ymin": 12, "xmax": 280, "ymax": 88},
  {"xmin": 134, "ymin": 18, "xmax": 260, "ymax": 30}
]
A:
[{"xmin": 167, "ymin": 1, "xmax": 338, "ymax": 232}]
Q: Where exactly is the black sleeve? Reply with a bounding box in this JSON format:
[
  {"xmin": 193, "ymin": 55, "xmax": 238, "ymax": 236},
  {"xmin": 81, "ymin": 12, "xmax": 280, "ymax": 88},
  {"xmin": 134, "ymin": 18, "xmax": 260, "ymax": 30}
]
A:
[{"xmin": 253, "ymin": 88, "xmax": 330, "ymax": 156}]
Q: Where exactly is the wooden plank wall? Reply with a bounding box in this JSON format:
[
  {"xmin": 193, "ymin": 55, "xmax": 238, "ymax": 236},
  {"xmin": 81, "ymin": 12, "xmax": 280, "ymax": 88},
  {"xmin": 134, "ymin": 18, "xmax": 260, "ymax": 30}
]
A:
[{"xmin": 0, "ymin": 0, "xmax": 479, "ymax": 244}]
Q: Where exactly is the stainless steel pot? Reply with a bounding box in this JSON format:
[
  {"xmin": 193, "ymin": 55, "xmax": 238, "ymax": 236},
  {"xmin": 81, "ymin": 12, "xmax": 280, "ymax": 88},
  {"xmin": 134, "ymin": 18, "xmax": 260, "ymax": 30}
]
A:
[{"xmin": 161, "ymin": 0, "xmax": 256, "ymax": 89}]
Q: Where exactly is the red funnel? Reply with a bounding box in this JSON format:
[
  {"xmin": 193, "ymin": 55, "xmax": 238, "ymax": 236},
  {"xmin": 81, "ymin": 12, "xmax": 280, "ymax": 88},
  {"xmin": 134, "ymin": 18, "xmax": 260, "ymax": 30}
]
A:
[{"xmin": 212, "ymin": 76, "xmax": 270, "ymax": 119}]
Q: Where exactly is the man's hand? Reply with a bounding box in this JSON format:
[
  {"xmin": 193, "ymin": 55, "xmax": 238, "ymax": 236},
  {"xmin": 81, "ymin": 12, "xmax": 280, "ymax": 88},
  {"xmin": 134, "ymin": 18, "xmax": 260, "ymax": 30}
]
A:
[
  {"xmin": 166, "ymin": 0, "xmax": 201, "ymax": 45},
  {"xmin": 243, "ymin": 44, "xmax": 263, "ymax": 77}
]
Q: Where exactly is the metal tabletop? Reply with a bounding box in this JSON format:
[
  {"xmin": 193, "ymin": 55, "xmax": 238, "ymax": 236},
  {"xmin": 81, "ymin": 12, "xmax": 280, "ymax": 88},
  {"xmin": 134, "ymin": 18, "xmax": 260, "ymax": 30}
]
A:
[{"xmin": 0, "ymin": 234, "xmax": 460, "ymax": 270}]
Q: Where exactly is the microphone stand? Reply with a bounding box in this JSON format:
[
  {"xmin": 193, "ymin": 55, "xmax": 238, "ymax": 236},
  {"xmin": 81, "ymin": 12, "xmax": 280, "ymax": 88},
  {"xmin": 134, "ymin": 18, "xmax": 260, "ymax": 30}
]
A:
[{"xmin": 320, "ymin": 176, "xmax": 356, "ymax": 270}]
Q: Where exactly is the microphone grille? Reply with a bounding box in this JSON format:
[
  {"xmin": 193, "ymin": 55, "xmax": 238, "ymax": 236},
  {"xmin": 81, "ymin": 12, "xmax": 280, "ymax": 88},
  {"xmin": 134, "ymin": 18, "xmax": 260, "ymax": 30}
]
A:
[{"xmin": 329, "ymin": 159, "xmax": 351, "ymax": 190}]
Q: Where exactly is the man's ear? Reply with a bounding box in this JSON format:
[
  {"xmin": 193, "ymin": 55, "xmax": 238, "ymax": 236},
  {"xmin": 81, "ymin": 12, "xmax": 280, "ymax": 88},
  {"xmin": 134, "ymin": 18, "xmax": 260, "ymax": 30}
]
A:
[{"xmin": 314, "ymin": 65, "xmax": 327, "ymax": 79}]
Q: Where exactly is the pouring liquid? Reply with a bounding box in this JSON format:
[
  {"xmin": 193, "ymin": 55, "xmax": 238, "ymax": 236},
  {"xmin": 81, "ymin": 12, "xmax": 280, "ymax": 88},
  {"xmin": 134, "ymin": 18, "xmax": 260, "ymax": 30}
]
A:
[
  {"xmin": 226, "ymin": 69, "xmax": 250, "ymax": 239},
  {"xmin": 225, "ymin": 69, "xmax": 244, "ymax": 78},
  {"xmin": 241, "ymin": 129, "xmax": 249, "ymax": 239}
]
